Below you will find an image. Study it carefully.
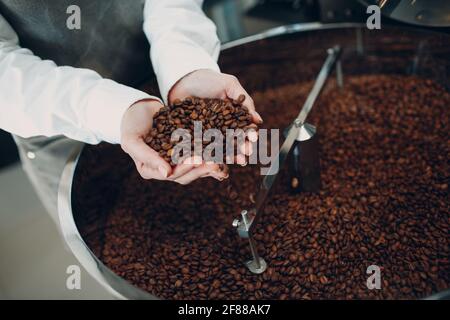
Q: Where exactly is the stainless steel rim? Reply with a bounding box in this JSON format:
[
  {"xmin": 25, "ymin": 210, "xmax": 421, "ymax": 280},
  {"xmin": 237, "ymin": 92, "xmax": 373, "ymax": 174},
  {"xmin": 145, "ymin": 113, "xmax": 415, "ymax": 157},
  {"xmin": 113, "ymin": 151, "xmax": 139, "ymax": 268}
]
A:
[
  {"xmin": 57, "ymin": 22, "xmax": 449, "ymax": 300},
  {"xmin": 57, "ymin": 144, "xmax": 156, "ymax": 299},
  {"xmin": 221, "ymin": 22, "xmax": 363, "ymax": 50}
]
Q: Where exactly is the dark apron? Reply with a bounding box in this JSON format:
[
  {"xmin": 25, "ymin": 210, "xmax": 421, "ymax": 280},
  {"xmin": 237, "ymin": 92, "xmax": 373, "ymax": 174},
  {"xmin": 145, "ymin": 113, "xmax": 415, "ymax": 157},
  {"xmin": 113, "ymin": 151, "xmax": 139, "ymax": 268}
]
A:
[{"xmin": 0, "ymin": 0, "xmax": 153, "ymax": 222}]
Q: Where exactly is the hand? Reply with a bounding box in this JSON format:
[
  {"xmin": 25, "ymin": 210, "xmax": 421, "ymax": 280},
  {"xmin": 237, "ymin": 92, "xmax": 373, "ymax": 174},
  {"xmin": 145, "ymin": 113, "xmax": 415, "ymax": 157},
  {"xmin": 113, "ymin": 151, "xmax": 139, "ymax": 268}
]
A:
[
  {"xmin": 121, "ymin": 99, "xmax": 229, "ymax": 184},
  {"xmin": 170, "ymin": 69, "xmax": 262, "ymax": 166},
  {"xmin": 169, "ymin": 69, "xmax": 263, "ymax": 124}
]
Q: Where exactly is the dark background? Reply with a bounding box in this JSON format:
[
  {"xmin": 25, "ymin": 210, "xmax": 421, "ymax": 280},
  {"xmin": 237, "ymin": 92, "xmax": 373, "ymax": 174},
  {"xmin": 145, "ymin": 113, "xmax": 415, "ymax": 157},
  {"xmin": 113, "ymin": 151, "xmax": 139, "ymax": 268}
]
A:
[{"xmin": 0, "ymin": 132, "xmax": 18, "ymax": 168}]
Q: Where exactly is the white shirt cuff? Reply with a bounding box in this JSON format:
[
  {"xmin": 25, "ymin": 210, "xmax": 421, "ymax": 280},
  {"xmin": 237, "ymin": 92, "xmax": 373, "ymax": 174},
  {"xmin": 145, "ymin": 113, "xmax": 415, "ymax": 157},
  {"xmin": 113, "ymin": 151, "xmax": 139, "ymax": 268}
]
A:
[
  {"xmin": 151, "ymin": 42, "xmax": 221, "ymax": 104},
  {"xmin": 85, "ymin": 80, "xmax": 159, "ymax": 144}
]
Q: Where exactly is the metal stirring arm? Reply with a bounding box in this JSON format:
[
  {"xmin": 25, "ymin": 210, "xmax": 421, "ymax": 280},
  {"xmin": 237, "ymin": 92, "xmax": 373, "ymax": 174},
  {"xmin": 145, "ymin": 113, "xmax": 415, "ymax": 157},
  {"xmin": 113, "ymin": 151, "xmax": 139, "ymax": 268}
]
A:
[{"xmin": 233, "ymin": 45, "xmax": 342, "ymax": 274}]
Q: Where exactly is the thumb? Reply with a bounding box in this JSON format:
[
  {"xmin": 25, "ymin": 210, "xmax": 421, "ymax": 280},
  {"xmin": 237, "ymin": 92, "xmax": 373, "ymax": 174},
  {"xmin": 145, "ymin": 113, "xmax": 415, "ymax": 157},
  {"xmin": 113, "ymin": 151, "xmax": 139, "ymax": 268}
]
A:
[{"xmin": 225, "ymin": 80, "xmax": 263, "ymax": 124}]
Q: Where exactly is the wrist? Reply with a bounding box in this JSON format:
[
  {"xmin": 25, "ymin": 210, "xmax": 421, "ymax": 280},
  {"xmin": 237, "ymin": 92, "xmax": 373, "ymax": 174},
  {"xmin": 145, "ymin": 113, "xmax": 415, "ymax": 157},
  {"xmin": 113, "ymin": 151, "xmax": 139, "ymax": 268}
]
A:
[
  {"xmin": 129, "ymin": 98, "xmax": 164, "ymax": 111},
  {"xmin": 86, "ymin": 81, "xmax": 153, "ymax": 144},
  {"xmin": 120, "ymin": 98, "xmax": 164, "ymax": 143}
]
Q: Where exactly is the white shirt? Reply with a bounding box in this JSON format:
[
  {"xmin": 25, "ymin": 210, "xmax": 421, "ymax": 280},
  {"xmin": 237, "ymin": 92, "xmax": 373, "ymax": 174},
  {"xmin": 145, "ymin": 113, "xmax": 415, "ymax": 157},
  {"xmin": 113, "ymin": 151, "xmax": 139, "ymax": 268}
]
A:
[{"xmin": 0, "ymin": 0, "xmax": 220, "ymax": 145}]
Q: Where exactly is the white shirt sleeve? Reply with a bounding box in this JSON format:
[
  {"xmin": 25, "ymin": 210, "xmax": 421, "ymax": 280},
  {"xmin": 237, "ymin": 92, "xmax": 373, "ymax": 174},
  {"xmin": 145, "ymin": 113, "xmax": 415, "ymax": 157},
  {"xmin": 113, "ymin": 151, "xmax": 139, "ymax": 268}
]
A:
[
  {"xmin": 0, "ymin": 13, "xmax": 157, "ymax": 145},
  {"xmin": 144, "ymin": 0, "xmax": 221, "ymax": 104}
]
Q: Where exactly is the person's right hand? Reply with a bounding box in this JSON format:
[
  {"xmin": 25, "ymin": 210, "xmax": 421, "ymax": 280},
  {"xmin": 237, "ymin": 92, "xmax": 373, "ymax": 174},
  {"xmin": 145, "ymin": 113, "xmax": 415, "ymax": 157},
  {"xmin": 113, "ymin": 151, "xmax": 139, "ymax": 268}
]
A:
[{"xmin": 120, "ymin": 99, "xmax": 229, "ymax": 184}]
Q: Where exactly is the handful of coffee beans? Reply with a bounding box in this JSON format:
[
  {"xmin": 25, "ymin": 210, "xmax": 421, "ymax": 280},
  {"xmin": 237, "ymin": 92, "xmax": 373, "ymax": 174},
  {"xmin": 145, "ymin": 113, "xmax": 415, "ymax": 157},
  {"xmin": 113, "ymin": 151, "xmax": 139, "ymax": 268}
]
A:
[{"xmin": 145, "ymin": 96, "xmax": 257, "ymax": 165}]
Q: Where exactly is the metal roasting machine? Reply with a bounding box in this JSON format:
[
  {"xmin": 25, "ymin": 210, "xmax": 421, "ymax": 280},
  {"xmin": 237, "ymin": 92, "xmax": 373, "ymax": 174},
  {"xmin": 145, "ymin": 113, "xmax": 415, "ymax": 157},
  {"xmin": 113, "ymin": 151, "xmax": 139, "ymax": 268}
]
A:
[{"xmin": 58, "ymin": 21, "xmax": 450, "ymax": 299}]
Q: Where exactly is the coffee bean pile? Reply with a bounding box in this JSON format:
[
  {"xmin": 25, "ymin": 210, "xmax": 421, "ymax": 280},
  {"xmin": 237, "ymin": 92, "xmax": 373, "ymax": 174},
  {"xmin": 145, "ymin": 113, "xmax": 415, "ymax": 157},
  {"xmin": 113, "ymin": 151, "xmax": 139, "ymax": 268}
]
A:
[
  {"xmin": 145, "ymin": 96, "xmax": 255, "ymax": 165},
  {"xmin": 74, "ymin": 74, "xmax": 449, "ymax": 300}
]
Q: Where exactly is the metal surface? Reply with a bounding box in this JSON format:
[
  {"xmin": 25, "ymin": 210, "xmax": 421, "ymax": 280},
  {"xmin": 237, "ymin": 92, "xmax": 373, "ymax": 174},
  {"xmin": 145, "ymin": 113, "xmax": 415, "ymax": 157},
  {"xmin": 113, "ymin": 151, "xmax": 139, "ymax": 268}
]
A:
[
  {"xmin": 233, "ymin": 209, "xmax": 267, "ymax": 273},
  {"xmin": 58, "ymin": 23, "xmax": 450, "ymax": 299},
  {"xmin": 221, "ymin": 22, "xmax": 360, "ymax": 50},
  {"xmin": 359, "ymin": 0, "xmax": 450, "ymax": 27},
  {"xmin": 288, "ymin": 123, "xmax": 321, "ymax": 193},
  {"xmin": 58, "ymin": 145, "xmax": 156, "ymax": 300},
  {"xmin": 233, "ymin": 46, "xmax": 342, "ymax": 273},
  {"xmin": 336, "ymin": 60, "xmax": 344, "ymax": 89}
]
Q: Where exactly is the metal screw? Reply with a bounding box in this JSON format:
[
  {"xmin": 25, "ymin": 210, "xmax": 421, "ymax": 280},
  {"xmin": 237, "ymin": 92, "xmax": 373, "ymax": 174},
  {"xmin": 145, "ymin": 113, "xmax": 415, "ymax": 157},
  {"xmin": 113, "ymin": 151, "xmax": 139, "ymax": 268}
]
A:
[{"xmin": 26, "ymin": 151, "xmax": 36, "ymax": 160}]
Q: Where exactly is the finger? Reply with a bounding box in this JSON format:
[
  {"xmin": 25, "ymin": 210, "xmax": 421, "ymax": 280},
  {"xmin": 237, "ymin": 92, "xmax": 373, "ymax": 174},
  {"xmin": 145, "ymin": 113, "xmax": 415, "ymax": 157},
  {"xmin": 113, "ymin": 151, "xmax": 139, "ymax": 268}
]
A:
[
  {"xmin": 175, "ymin": 163, "xmax": 226, "ymax": 185},
  {"xmin": 235, "ymin": 154, "xmax": 247, "ymax": 166},
  {"xmin": 133, "ymin": 159, "xmax": 150, "ymax": 180},
  {"xmin": 218, "ymin": 164, "xmax": 230, "ymax": 177},
  {"xmin": 225, "ymin": 78, "xmax": 263, "ymax": 124},
  {"xmin": 213, "ymin": 164, "xmax": 230, "ymax": 179},
  {"xmin": 203, "ymin": 163, "xmax": 230, "ymax": 180},
  {"xmin": 247, "ymin": 128, "xmax": 258, "ymax": 142},
  {"xmin": 168, "ymin": 156, "xmax": 202, "ymax": 180},
  {"xmin": 133, "ymin": 159, "xmax": 166, "ymax": 180},
  {"xmin": 239, "ymin": 140, "xmax": 254, "ymax": 156},
  {"xmin": 124, "ymin": 137, "xmax": 172, "ymax": 178},
  {"xmin": 207, "ymin": 170, "xmax": 229, "ymax": 181}
]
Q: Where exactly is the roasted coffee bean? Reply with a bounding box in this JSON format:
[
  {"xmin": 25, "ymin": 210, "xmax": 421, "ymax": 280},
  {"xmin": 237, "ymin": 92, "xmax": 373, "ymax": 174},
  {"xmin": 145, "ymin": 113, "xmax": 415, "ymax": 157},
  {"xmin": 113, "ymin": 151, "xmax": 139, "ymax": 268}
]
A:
[
  {"xmin": 175, "ymin": 280, "xmax": 182, "ymax": 287},
  {"xmin": 76, "ymin": 75, "xmax": 449, "ymax": 300}
]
